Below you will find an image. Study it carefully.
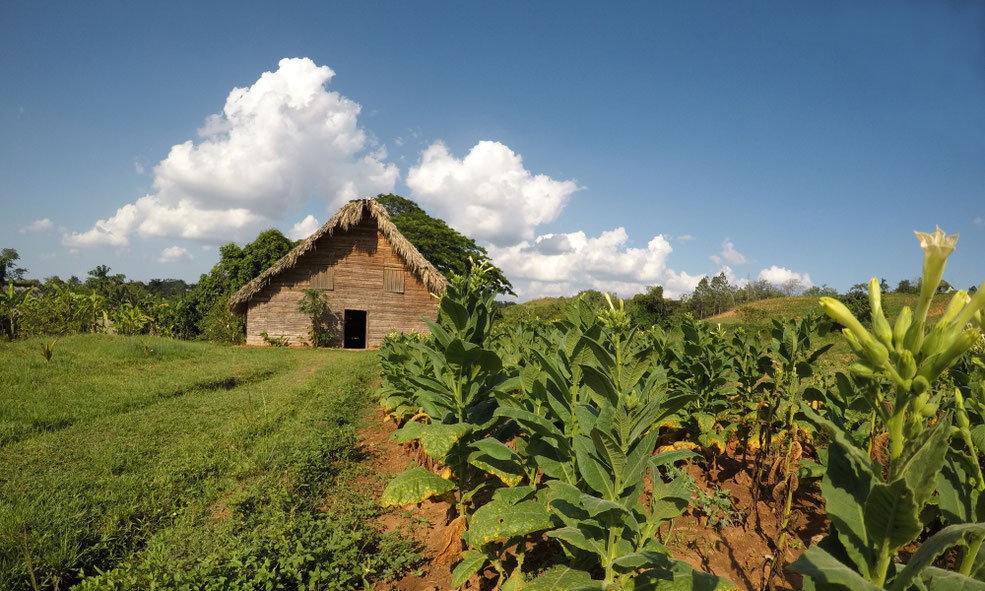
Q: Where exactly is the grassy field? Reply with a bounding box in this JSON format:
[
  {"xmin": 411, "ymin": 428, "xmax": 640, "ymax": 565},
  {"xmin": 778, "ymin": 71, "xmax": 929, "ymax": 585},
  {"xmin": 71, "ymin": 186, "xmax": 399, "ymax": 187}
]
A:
[{"xmin": 0, "ymin": 335, "xmax": 419, "ymax": 590}]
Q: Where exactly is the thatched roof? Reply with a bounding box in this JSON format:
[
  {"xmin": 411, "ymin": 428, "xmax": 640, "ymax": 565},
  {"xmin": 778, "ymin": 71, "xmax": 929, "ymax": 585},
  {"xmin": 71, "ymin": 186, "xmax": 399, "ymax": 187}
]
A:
[{"xmin": 228, "ymin": 198, "xmax": 447, "ymax": 315}]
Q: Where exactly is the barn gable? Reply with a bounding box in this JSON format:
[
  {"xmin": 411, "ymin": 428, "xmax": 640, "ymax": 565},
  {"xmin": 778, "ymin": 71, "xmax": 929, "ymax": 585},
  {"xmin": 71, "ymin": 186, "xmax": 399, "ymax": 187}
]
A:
[{"xmin": 228, "ymin": 199, "xmax": 447, "ymax": 348}]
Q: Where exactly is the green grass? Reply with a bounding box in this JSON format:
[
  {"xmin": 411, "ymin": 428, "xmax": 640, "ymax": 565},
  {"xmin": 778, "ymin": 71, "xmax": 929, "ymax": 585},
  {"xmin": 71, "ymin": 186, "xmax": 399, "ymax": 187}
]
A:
[{"xmin": 0, "ymin": 335, "xmax": 419, "ymax": 590}]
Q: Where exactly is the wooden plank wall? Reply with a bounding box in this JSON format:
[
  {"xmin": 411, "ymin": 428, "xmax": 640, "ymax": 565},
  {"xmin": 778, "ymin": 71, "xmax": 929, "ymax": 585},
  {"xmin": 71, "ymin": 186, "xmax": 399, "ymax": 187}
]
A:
[{"xmin": 245, "ymin": 220, "xmax": 439, "ymax": 348}]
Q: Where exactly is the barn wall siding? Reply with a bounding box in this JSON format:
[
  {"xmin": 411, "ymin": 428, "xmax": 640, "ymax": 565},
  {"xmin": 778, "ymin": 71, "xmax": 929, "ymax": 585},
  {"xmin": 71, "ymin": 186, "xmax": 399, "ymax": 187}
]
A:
[{"xmin": 245, "ymin": 220, "xmax": 439, "ymax": 348}]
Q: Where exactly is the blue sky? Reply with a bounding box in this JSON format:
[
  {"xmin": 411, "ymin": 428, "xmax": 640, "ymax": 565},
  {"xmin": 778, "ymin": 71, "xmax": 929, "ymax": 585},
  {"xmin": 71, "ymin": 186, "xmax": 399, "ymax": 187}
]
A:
[{"xmin": 2, "ymin": 1, "xmax": 983, "ymax": 300}]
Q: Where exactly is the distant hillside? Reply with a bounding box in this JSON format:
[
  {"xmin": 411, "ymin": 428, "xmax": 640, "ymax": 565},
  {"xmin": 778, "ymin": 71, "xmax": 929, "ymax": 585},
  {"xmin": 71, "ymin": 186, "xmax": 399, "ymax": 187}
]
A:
[
  {"xmin": 498, "ymin": 291, "xmax": 956, "ymax": 331},
  {"xmin": 711, "ymin": 292, "xmax": 950, "ymax": 329},
  {"xmin": 497, "ymin": 296, "xmax": 574, "ymax": 324}
]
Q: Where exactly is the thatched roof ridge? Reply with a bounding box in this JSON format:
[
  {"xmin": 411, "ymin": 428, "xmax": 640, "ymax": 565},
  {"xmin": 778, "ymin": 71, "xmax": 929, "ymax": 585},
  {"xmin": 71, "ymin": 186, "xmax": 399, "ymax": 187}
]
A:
[{"xmin": 227, "ymin": 198, "xmax": 447, "ymax": 315}]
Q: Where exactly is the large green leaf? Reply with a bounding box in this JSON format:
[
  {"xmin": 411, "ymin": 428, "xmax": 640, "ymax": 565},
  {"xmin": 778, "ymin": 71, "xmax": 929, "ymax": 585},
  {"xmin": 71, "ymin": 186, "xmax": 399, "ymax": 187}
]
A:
[
  {"xmin": 451, "ymin": 550, "xmax": 487, "ymax": 588},
  {"xmin": 380, "ymin": 467, "xmax": 456, "ymax": 507},
  {"xmin": 495, "ymin": 406, "xmax": 564, "ymax": 442},
  {"xmin": 440, "ymin": 297, "xmax": 469, "ymax": 332},
  {"xmin": 896, "ymin": 415, "xmax": 951, "ymax": 509},
  {"xmin": 468, "ymin": 437, "xmax": 525, "ymax": 487},
  {"xmin": 464, "ymin": 500, "xmax": 552, "ymax": 546},
  {"xmin": 392, "ymin": 421, "xmax": 472, "ymax": 461},
  {"xmin": 592, "ymin": 429, "xmax": 626, "ymax": 485},
  {"xmin": 611, "ymin": 550, "xmax": 672, "ymax": 573},
  {"xmin": 648, "ymin": 449, "xmax": 701, "ymax": 469},
  {"xmin": 805, "ymin": 405, "xmax": 875, "ymax": 576},
  {"xmin": 492, "ymin": 485, "xmax": 536, "ymax": 506},
  {"xmin": 581, "ymin": 364, "xmax": 619, "ymax": 406},
  {"xmin": 938, "ymin": 455, "xmax": 976, "ymax": 524},
  {"xmin": 580, "ymin": 493, "xmax": 632, "ymax": 519},
  {"xmin": 889, "ymin": 523, "xmax": 985, "ymax": 591},
  {"xmin": 622, "ymin": 430, "xmax": 660, "ymax": 490},
  {"xmin": 788, "ymin": 545, "xmax": 882, "ymax": 591},
  {"xmin": 524, "ymin": 565, "xmax": 600, "ymax": 591},
  {"xmin": 863, "ymin": 479, "xmax": 922, "ymax": 552},
  {"xmin": 574, "ymin": 434, "xmax": 615, "ymax": 497},
  {"xmin": 648, "ymin": 476, "xmax": 692, "ymax": 524},
  {"xmin": 620, "ymin": 357, "xmax": 651, "ymax": 396},
  {"xmin": 547, "ymin": 525, "xmax": 607, "ymax": 558},
  {"xmin": 527, "ymin": 438, "xmax": 571, "ymax": 480},
  {"xmin": 630, "ymin": 560, "xmax": 737, "ymax": 590},
  {"xmin": 920, "ymin": 567, "xmax": 985, "ymax": 591}
]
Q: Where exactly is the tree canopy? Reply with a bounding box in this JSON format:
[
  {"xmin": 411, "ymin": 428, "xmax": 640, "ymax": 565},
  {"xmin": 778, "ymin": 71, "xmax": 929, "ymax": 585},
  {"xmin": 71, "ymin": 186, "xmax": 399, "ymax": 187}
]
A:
[
  {"xmin": 375, "ymin": 194, "xmax": 514, "ymax": 295},
  {"xmin": 1, "ymin": 248, "xmax": 26, "ymax": 283}
]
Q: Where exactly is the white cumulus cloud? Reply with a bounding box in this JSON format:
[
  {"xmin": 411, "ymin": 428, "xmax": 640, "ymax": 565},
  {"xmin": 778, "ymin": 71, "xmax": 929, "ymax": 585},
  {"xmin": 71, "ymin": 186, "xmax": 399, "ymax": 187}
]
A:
[
  {"xmin": 489, "ymin": 228, "xmax": 703, "ymax": 300},
  {"xmin": 157, "ymin": 245, "xmax": 193, "ymax": 263},
  {"xmin": 710, "ymin": 239, "xmax": 748, "ymax": 266},
  {"xmin": 20, "ymin": 218, "xmax": 53, "ymax": 233},
  {"xmin": 758, "ymin": 265, "xmax": 813, "ymax": 289},
  {"xmin": 406, "ymin": 140, "xmax": 580, "ymax": 247},
  {"xmin": 65, "ymin": 57, "xmax": 398, "ymax": 249},
  {"xmin": 288, "ymin": 214, "xmax": 321, "ymax": 240}
]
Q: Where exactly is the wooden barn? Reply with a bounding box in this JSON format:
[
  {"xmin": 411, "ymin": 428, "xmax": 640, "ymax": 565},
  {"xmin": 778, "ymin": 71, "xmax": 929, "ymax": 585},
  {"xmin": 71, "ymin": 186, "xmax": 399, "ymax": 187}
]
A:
[{"xmin": 227, "ymin": 198, "xmax": 447, "ymax": 348}]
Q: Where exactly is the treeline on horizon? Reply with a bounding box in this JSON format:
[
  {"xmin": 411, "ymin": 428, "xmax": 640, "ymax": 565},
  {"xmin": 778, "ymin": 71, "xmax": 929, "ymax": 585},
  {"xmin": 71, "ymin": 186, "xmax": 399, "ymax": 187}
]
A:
[{"xmin": 2, "ymin": 195, "xmax": 977, "ymax": 343}]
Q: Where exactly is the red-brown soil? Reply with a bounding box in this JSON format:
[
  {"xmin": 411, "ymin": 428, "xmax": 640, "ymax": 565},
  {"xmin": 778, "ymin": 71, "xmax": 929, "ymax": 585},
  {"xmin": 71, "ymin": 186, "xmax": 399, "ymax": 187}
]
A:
[{"xmin": 359, "ymin": 410, "xmax": 826, "ymax": 591}]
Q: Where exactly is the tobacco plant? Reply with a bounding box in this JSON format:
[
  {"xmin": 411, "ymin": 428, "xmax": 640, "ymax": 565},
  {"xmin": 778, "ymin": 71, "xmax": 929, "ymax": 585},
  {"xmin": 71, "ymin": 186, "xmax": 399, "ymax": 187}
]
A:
[
  {"xmin": 525, "ymin": 297, "xmax": 729, "ymax": 590},
  {"xmin": 381, "ymin": 264, "xmax": 522, "ymax": 546},
  {"xmin": 791, "ymin": 228, "xmax": 985, "ymax": 590}
]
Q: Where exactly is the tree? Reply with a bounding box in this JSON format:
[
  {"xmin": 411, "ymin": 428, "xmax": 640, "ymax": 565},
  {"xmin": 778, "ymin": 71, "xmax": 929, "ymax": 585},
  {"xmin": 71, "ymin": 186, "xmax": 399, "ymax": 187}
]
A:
[
  {"xmin": 189, "ymin": 228, "xmax": 295, "ymax": 341},
  {"xmin": 803, "ymin": 284, "xmax": 838, "ymax": 296},
  {"xmin": 629, "ymin": 285, "xmax": 679, "ymax": 327},
  {"xmin": 375, "ymin": 194, "xmax": 514, "ymax": 295},
  {"xmin": 895, "ymin": 279, "xmax": 920, "ymax": 294},
  {"xmin": 0, "ymin": 248, "xmax": 26, "ymax": 283}
]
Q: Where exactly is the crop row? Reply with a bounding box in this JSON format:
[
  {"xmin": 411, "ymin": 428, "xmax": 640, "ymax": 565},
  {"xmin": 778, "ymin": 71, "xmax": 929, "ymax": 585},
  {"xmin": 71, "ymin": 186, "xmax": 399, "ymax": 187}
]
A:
[{"xmin": 378, "ymin": 228, "xmax": 985, "ymax": 590}]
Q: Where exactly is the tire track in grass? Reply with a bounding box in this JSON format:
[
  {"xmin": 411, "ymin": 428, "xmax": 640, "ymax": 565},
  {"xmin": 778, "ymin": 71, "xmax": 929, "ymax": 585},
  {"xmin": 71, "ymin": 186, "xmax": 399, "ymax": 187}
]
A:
[
  {"xmin": 0, "ymin": 336, "xmax": 292, "ymax": 448},
  {"xmin": 0, "ymin": 347, "xmax": 381, "ymax": 590}
]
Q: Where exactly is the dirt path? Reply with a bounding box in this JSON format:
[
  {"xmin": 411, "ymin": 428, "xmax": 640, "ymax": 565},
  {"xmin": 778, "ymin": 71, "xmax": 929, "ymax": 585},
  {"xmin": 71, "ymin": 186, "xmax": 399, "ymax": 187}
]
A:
[{"xmin": 359, "ymin": 410, "xmax": 456, "ymax": 591}]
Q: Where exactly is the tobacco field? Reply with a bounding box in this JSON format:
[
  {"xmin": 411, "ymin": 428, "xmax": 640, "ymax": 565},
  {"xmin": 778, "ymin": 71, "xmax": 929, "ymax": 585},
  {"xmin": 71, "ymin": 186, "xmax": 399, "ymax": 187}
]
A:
[{"xmin": 378, "ymin": 229, "xmax": 985, "ymax": 590}]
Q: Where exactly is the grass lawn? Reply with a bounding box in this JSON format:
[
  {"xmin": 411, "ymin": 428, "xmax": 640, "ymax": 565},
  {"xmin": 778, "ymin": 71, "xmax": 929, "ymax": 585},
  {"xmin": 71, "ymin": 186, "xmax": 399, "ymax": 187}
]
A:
[{"xmin": 0, "ymin": 335, "xmax": 419, "ymax": 590}]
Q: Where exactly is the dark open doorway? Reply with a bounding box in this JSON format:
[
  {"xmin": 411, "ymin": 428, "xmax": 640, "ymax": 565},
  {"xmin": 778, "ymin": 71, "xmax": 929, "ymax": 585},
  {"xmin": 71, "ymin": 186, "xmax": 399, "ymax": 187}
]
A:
[{"xmin": 343, "ymin": 310, "xmax": 367, "ymax": 349}]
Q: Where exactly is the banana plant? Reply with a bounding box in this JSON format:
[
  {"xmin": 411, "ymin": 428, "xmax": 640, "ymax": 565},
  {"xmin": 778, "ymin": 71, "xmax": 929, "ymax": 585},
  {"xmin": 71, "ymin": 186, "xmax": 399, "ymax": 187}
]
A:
[
  {"xmin": 792, "ymin": 228, "xmax": 985, "ymax": 589},
  {"xmin": 0, "ymin": 280, "xmax": 32, "ymax": 339}
]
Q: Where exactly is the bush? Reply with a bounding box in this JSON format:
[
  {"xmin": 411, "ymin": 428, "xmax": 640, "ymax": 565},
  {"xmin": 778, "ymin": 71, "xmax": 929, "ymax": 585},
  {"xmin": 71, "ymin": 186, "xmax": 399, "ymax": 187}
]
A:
[
  {"xmin": 297, "ymin": 289, "xmax": 333, "ymax": 347},
  {"xmin": 198, "ymin": 298, "xmax": 245, "ymax": 344}
]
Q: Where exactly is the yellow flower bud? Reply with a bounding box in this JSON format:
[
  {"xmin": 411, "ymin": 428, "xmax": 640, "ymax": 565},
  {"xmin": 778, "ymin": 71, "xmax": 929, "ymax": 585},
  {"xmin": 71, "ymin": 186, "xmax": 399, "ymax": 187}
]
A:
[
  {"xmin": 940, "ymin": 291, "xmax": 971, "ymax": 327},
  {"xmin": 820, "ymin": 298, "xmax": 869, "ymax": 343},
  {"xmin": 911, "ymin": 391, "xmax": 929, "ymax": 414},
  {"xmin": 899, "ymin": 349, "xmax": 917, "ymax": 380},
  {"xmin": 938, "ymin": 329, "xmax": 980, "ymax": 372},
  {"xmin": 950, "ymin": 282, "xmax": 985, "ymax": 332},
  {"xmin": 842, "ymin": 329, "xmax": 865, "ymax": 356},
  {"xmin": 912, "ymin": 376, "xmax": 930, "ymax": 395},
  {"xmin": 869, "ymin": 278, "xmax": 893, "ymax": 349},
  {"xmin": 920, "ymin": 400, "xmax": 940, "ymax": 418},
  {"xmin": 849, "ymin": 362, "xmax": 877, "ymax": 378},
  {"xmin": 921, "ymin": 325, "xmax": 948, "ymax": 358},
  {"xmin": 903, "ymin": 318, "xmax": 925, "ymax": 356},
  {"xmin": 893, "ymin": 306, "xmax": 913, "ymax": 350},
  {"xmin": 958, "ymin": 407, "xmax": 970, "ymax": 430},
  {"xmin": 820, "ymin": 297, "xmax": 889, "ymax": 365}
]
